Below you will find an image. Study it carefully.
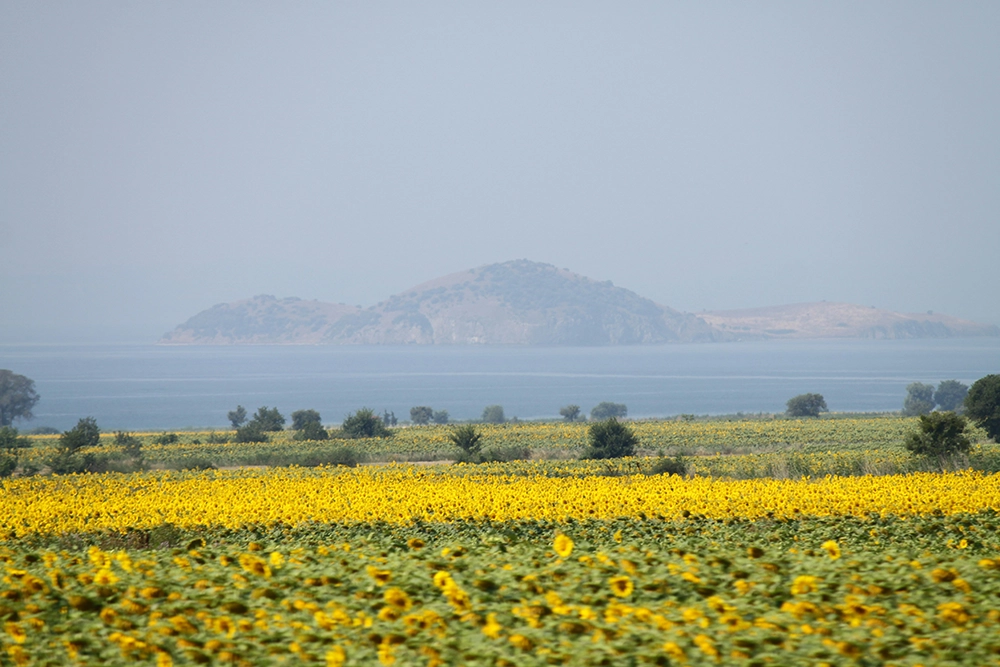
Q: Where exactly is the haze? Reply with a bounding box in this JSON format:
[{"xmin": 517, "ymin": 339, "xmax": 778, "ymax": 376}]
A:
[{"xmin": 2, "ymin": 2, "xmax": 998, "ymax": 344}]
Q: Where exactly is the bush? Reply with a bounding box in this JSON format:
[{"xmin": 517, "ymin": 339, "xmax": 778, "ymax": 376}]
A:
[
  {"xmin": 481, "ymin": 405, "xmax": 506, "ymax": 424},
  {"xmin": 590, "ymin": 402, "xmax": 627, "ymax": 420},
  {"xmin": 480, "ymin": 445, "xmax": 531, "ymax": 463},
  {"xmin": 234, "ymin": 422, "xmax": 268, "ymax": 443},
  {"xmin": 934, "ymin": 380, "xmax": 969, "ymax": 412},
  {"xmin": 114, "ymin": 431, "xmax": 143, "ymax": 459},
  {"xmin": 965, "ymin": 374, "xmax": 1000, "ymax": 442},
  {"xmin": 905, "ymin": 412, "xmax": 971, "ymax": 462},
  {"xmin": 0, "ymin": 426, "xmax": 30, "ymax": 450},
  {"xmin": 293, "ymin": 421, "xmax": 329, "ymax": 442},
  {"xmin": 299, "ymin": 446, "xmax": 361, "ymax": 468},
  {"xmin": 291, "ymin": 409, "xmax": 322, "ymax": 431},
  {"xmin": 343, "ymin": 408, "xmax": 392, "ymax": 439},
  {"xmin": 903, "ymin": 382, "xmax": 936, "ymax": 417},
  {"xmin": 786, "ymin": 394, "xmax": 827, "ymax": 418},
  {"xmin": 559, "ymin": 405, "xmax": 582, "ymax": 422},
  {"xmin": 0, "ymin": 451, "xmax": 17, "ymax": 478},
  {"xmin": 153, "ymin": 432, "xmax": 179, "ymax": 445},
  {"xmin": 449, "ymin": 425, "xmax": 483, "ymax": 462},
  {"xmin": 432, "ymin": 410, "xmax": 449, "ymax": 425},
  {"xmin": 27, "ymin": 426, "xmax": 59, "ymax": 435},
  {"xmin": 251, "ymin": 406, "xmax": 285, "ymax": 432},
  {"xmin": 584, "ymin": 418, "xmax": 638, "ymax": 459},
  {"xmin": 60, "ymin": 417, "xmax": 100, "ymax": 453},
  {"xmin": 650, "ymin": 456, "xmax": 688, "ymax": 476},
  {"xmin": 206, "ymin": 431, "xmax": 230, "ymax": 444}
]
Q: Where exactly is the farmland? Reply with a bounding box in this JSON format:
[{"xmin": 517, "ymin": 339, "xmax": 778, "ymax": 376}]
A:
[{"xmin": 3, "ymin": 417, "xmax": 1000, "ymax": 665}]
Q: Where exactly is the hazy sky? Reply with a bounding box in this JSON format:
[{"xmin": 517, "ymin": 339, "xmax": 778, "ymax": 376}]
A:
[{"xmin": 2, "ymin": 2, "xmax": 998, "ymax": 343}]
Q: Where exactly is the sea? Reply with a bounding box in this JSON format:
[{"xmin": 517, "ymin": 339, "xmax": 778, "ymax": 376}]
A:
[{"xmin": 1, "ymin": 339, "xmax": 997, "ymax": 431}]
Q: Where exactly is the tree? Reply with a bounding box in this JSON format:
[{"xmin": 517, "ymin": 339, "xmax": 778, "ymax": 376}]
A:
[
  {"xmin": 448, "ymin": 425, "xmax": 483, "ymax": 460},
  {"xmin": 432, "ymin": 410, "xmax": 449, "ymax": 425},
  {"xmin": 343, "ymin": 408, "xmax": 392, "ymax": 439},
  {"xmin": 0, "ymin": 370, "xmax": 40, "ymax": 426},
  {"xmin": 585, "ymin": 418, "xmax": 638, "ymax": 459},
  {"xmin": 228, "ymin": 405, "xmax": 248, "ymax": 429},
  {"xmin": 559, "ymin": 405, "xmax": 582, "ymax": 422},
  {"xmin": 482, "ymin": 405, "xmax": 506, "ymax": 424},
  {"xmin": 410, "ymin": 406, "xmax": 434, "ymax": 425},
  {"xmin": 234, "ymin": 422, "xmax": 268, "ymax": 444},
  {"xmin": 60, "ymin": 417, "xmax": 100, "ymax": 453},
  {"xmin": 0, "ymin": 426, "xmax": 30, "ymax": 450},
  {"xmin": 382, "ymin": 410, "xmax": 397, "ymax": 427},
  {"xmin": 786, "ymin": 393, "xmax": 828, "ymax": 418},
  {"xmin": 903, "ymin": 382, "xmax": 936, "ymax": 417},
  {"xmin": 934, "ymin": 380, "xmax": 969, "ymax": 412},
  {"xmin": 904, "ymin": 412, "xmax": 971, "ymax": 461},
  {"xmin": 291, "ymin": 409, "xmax": 322, "ymax": 431},
  {"xmin": 293, "ymin": 421, "xmax": 329, "ymax": 442},
  {"xmin": 590, "ymin": 402, "xmax": 627, "ymax": 420},
  {"xmin": 250, "ymin": 406, "xmax": 285, "ymax": 432},
  {"xmin": 965, "ymin": 374, "xmax": 1000, "ymax": 442}
]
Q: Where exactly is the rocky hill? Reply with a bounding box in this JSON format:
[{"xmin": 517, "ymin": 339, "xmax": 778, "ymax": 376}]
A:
[
  {"xmin": 160, "ymin": 260, "xmax": 722, "ymax": 345},
  {"xmin": 700, "ymin": 302, "xmax": 999, "ymax": 340},
  {"xmin": 160, "ymin": 261, "xmax": 998, "ymax": 345}
]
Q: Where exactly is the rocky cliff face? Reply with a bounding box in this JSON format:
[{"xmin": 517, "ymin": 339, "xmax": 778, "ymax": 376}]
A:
[{"xmin": 700, "ymin": 302, "xmax": 999, "ymax": 340}]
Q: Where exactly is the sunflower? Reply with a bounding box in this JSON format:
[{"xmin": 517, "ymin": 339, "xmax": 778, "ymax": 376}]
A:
[
  {"xmin": 553, "ymin": 534, "xmax": 574, "ymax": 558},
  {"xmin": 609, "ymin": 575, "xmax": 634, "ymax": 598},
  {"xmin": 821, "ymin": 540, "xmax": 841, "ymax": 560}
]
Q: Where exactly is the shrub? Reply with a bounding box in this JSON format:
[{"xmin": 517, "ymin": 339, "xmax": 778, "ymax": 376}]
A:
[
  {"xmin": 251, "ymin": 406, "xmax": 285, "ymax": 432},
  {"xmin": 410, "ymin": 406, "xmax": 433, "ymax": 425},
  {"xmin": 291, "ymin": 409, "xmax": 322, "ymax": 431},
  {"xmin": 343, "ymin": 408, "xmax": 392, "ymax": 439},
  {"xmin": 449, "ymin": 425, "xmax": 483, "ymax": 461},
  {"xmin": 293, "ymin": 421, "xmax": 329, "ymax": 442},
  {"xmin": 0, "ymin": 426, "xmax": 30, "ymax": 450},
  {"xmin": 153, "ymin": 432, "xmax": 179, "ymax": 445},
  {"xmin": 480, "ymin": 445, "xmax": 531, "ymax": 463},
  {"xmin": 299, "ymin": 446, "xmax": 361, "ymax": 468},
  {"xmin": 234, "ymin": 422, "xmax": 268, "ymax": 443},
  {"xmin": 934, "ymin": 380, "xmax": 969, "ymax": 412},
  {"xmin": 590, "ymin": 402, "xmax": 627, "ymax": 420},
  {"xmin": 227, "ymin": 405, "xmax": 248, "ymax": 428},
  {"xmin": 114, "ymin": 431, "xmax": 143, "ymax": 459},
  {"xmin": 27, "ymin": 426, "xmax": 59, "ymax": 435},
  {"xmin": 559, "ymin": 405, "xmax": 582, "ymax": 422},
  {"xmin": 905, "ymin": 412, "xmax": 971, "ymax": 461},
  {"xmin": 584, "ymin": 418, "xmax": 638, "ymax": 459},
  {"xmin": 60, "ymin": 417, "xmax": 100, "ymax": 453},
  {"xmin": 482, "ymin": 405, "xmax": 506, "ymax": 424},
  {"xmin": 206, "ymin": 431, "xmax": 230, "ymax": 444},
  {"xmin": 650, "ymin": 456, "xmax": 688, "ymax": 476},
  {"xmin": 965, "ymin": 375, "xmax": 1000, "ymax": 442},
  {"xmin": 786, "ymin": 394, "xmax": 827, "ymax": 418},
  {"xmin": 432, "ymin": 410, "xmax": 449, "ymax": 425}
]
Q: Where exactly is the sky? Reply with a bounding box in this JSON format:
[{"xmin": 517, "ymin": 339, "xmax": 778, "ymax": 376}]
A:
[{"xmin": 2, "ymin": 2, "xmax": 998, "ymax": 343}]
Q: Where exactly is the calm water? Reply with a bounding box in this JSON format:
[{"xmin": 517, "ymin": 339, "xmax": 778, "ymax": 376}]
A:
[{"xmin": 1, "ymin": 339, "xmax": 997, "ymax": 431}]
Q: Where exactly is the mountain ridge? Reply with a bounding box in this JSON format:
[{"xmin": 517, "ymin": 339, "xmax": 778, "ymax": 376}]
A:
[{"xmin": 159, "ymin": 260, "xmax": 998, "ymax": 345}]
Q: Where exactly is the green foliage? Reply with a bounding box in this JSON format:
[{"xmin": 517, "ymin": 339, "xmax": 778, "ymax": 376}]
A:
[
  {"xmin": 934, "ymin": 380, "xmax": 969, "ymax": 412},
  {"xmin": 449, "ymin": 425, "xmax": 483, "ymax": 459},
  {"xmin": 293, "ymin": 421, "xmax": 329, "ymax": 442},
  {"xmin": 585, "ymin": 418, "xmax": 638, "ymax": 459},
  {"xmin": 0, "ymin": 426, "xmax": 30, "ymax": 450},
  {"xmin": 559, "ymin": 405, "xmax": 582, "ymax": 422},
  {"xmin": 206, "ymin": 431, "xmax": 230, "ymax": 444},
  {"xmin": 650, "ymin": 455, "xmax": 688, "ymax": 476},
  {"xmin": 786, "ymin": 393, "xmax": 828, "ymax": 417},
  {"xmin": 227, "ymin": 405, "xmax": 248, "ymax": 428},
  {"xmin": 291, "ymin": 409, "xmax": 322, "ymax": 431},
  {"xmin": 479, "ymin": 445, "xmax": 531, "ymax": 463},
  {"xmin": 342, "ymin": 408, "xmax": 392, "ymax": 439},
  {"xmin": 153, "ymin": 432, "xmax": 179, "ymax": 445},
  {"xmin": 60, "ymin": 417, "xmax": 100, "ymax": 453},
  {"xmin": 965, "ymin": 375, "xmax": 1000, "ymax": 442},
  {"xmin": 27, "ymin": 426, "xmax": 59, "ymax": 435},
  {"xmin": 251, "ymin": 406, "xmax": 286, "ymax": 432},
  {"xmin": 0, "ymin": 369, "xmax": 40, "ymax": 426},
  {"xmin": 905, "ymin": 411, "xmax": 971, "ymax": 461},
  {"xmin": 410, "ymin": 406, "xmax": 434, "ymax": 425},
  {"xmin": 235, "ymin": 422, "xmax": 269, "ymax": 444},
  {"xmin": 903, "ymin": 382, "xmax": 936, "ymax": 416},
  {"xmin": 482, "ymin": 405, "xmax": 506, "ymax": 424},
  {"xmin": 590, "ymin": 402, "xmax": 627, "ymax": 420},
  {"xmin": 432, "ymin": 410, "xmax": 449, "ymax": 425},
  {"xmin": 114, "ymin": 431, "xmax": 143, "ymax": 459}
]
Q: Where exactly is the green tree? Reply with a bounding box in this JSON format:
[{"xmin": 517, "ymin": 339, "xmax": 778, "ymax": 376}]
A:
[
  {"xmin": 343, "ymin": 408, "xmax": 392, "ymax": 439},
  {"xmin": 227, "ymin": 405, "xmax": 248, "ymax": 429},
  {"xmin": 934, "ymin": 380, "xmax": 969, "ymax": 412},
  {"xmin": 0, "ymin": 370, "xmax": 40, "ymax": 426},
  {"xmin": 965, "ymin": 374, "xmax": 1000, "ymax": 442},
  {"xmin": 0, "ymin": 426, "xmax": 31, "ymax": 479},
  {"xmin": 559, "ymin": 405, "xmax": 582, "ymax": 422},
  {"xmin": 590, "ymin": 402, "xmax": 627, "ymax": 420},
  {"xmin": 904, "ymin": 412, "xmax": 971, "ymax": 462},
  {"xmin": 293, "ymin": 421, "xmax": 329, "ymax": 442},
  {"xmin": 786, "ymin": 393, "xmax": 828, "ymax": 418},
  {"xmin": 60, "ymin": 417, "xmax": 100, "ymax": 453},
  {"xmin": 482, "ymin": 405, "xmax": 506, "ymax": 424},
  {"xmin": 432, "ymin": 410, "xmax": 449, "ymax": 425},
  {"xmin": 291, "ymin": 409, "xmax": 322, "ymax": 431},
  {"xmin": 113, "ymin": 431, "xmax": 143, "ymax": 459},
  {"xmin": 448, "ymin": 425, "xmax": 483, "ymax": 459},
  {"xmin": 234, "ymin": 422, "xmax": 268, "ymax": 443},
  {"xmin": 903, "ymin": 382, "xmax": 936, "ymax": 416},
  {"xmin": 410, "ymin": 406, "xmax": 434, "ymax": 425},
  {"xmin": 250, "ymin": 406, "xmax": 285, "ymax": 432},
  {"xmin": 585, "ymin": 418, "xmax": 639, "ymax": 459}
]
